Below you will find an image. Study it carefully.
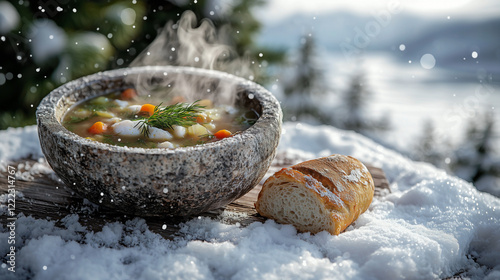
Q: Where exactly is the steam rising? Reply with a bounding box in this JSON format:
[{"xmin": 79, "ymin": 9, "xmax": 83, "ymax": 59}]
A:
[{"xmin": 126, "ymin": 11, "xmax": 253, "ymax": 105}]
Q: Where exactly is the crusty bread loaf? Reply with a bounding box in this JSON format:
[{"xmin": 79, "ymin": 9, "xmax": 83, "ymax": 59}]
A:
[{"xmin": 255, "ymin": 154, "xmax": 374, "ymax": 235}]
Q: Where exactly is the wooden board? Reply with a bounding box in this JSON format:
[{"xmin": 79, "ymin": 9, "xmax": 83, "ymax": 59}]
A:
[{"xmin": 1, "ymin": 152, "xmax": 390, "ymax": 239}]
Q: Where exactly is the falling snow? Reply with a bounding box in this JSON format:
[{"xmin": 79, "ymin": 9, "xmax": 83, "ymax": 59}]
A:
[
  {"xmin": 420, "ymin": 53, "xmax": 436, "ymax": 69},
  {"xmin": 0, "ymin": 124, "xmax": 499, "ymax": 280}
]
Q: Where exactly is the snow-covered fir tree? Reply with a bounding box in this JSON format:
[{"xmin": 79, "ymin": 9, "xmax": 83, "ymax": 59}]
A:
[
  {"xmin": 340, "ymin": 72, "xmax": 368, "ymax": 131},
  {"xmin": 281, "ymin": 35, "xmax": 332, "ymax": 123},
  {"xmin": 280, "ymin": 40, "xmax": 390, "ymax": 137},
  {"xmin": 452, "ymin": 112, "xmax": 500, "ymax": 197},
  {"xmin": 412, "ymin": 119, "xmax": 452, "ymax": 170},
  {"xmin": 334, "ymin": 70, "xmax": 391, "ymax": 135}
]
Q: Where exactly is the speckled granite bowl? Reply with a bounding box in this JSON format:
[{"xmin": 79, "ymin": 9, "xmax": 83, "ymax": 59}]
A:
[{"xmin": 37, "ymin": 66, "xmax": 282, "ymax": 217}]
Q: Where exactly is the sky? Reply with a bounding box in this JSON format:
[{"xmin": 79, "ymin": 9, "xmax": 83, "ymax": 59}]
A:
[{"xmin": 255, "ymin": 0, "xmax": 500, "ymax": 23}]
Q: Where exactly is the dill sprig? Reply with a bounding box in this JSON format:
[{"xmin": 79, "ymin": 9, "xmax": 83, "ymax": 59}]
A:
[{"xmin": 135, "ymin": 101, "xmax": 205, "ymax": 137}]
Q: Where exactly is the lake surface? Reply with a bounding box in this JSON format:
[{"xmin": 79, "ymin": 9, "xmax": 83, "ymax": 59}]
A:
[{"xmin": 286, "ymin": 51, "xmax": 500, "ymax": 153}]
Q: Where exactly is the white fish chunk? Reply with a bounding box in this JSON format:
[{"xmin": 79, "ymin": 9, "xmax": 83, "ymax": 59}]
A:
[
  {"xmin": 113, "ymin": 99, "xmax": 129, "ymax": 108},
  {"xmin": 112, "ymin": 120, "xmax": 142, "ymax": 136},
  {"xmin": 148, "ymin": 127, "xmax": 173, "ymax": 141},
  {"xmin": 112, "ymin": 120, "xmax": 172, "ymax": 140},
  {"xmin": 126, "ymin": 105, "xmax": 142, "ymax": 114}
]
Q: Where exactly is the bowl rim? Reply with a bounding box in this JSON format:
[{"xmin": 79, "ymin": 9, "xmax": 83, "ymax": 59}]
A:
[{"xmin": 37, "ymin": 65, "xmax": 281, "ymax": 155}]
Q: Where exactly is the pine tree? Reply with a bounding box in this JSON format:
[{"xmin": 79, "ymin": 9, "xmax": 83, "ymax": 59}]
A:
[
  {"xmin": 342, "ymin": 72, "xmax": 367, "ymax": 131},
  {"xmin": 452, "ymin": 112, "xmax": 500, "ymax": 196},
  {"xmin": 412, "ymin": 119, "xmax": 451, "ymax": 169},
  {"xmin": 336, "ymin": 70, "xmax": 390, "ymax": 135},
  {"xmin": 282, "ymin": 35, "xmax": 331, "ymax": 123}
]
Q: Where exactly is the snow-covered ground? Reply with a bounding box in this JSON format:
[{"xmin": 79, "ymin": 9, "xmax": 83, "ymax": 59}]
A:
[{"xmin": 1, "ymin": 124, "xmax": 500, "ymax": 279}]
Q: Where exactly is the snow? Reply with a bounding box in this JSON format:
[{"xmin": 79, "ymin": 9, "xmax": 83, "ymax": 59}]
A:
[
  {"xmin": 255, "ymin": 0, "xmax": 500, "ymax": 24},
  {"xmin": 1, "ymin": 123, "xmax": 500, "ymax": 279},
  {"xmin": 29, "ymin": 19, "xmax": 67, "ymax": 65},
  {"xmin": 0, "ymin": 126, "xmax": 43, "ymax": 166},
  {"xmin": 0, "ymin": 1, "xmax": 20, "ymax": 34}
]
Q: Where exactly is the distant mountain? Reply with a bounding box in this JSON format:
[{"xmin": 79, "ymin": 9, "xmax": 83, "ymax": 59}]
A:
[{"xmin": 257, "ymin": 11, "xmax": 500, "ymax": 77}]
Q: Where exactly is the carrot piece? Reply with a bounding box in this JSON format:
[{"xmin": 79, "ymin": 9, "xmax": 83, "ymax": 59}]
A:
[
  {"xmin": 214, "ymin": 129, "xmax": 232, "ymax": 139},
  {"xmin": 120, "ymin": 88, "xmax": 137, "ymax": 100},
  {"xmin": 140, "ymin": 104, "xmax": 156, "ymax": 116},
  {"xmin": 88, "ymin": 121, "xmax": 107, "ymax": 134},
  {"xmin": 195, "ymin": 113, "xmax": 208, "ymax": 124}
]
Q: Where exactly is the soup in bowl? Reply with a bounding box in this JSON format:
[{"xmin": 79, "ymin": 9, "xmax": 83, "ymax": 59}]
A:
[
  {"xmin": 62, "ymin": 88, "xmax": 259, "ymax": 149},
  {"xmin": 37, "ymin": 66, "xmax": 282, "ymax": 217}
]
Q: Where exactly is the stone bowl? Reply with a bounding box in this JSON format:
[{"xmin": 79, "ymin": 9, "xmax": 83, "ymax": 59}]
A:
[{"xmin": 36, "ymin": 66, "xmax": 282, "ymax": 217}]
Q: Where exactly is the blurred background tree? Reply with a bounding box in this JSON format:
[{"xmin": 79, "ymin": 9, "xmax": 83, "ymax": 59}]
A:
[
  {"xmin": 0, "ymin": 0, "xmax": 283, "ymax": 130},
  {"xmin": 280, "ymin": 37, "xmax": 391, "ymax": 139},
  {"xmin": 411, "ymin": 119, "xmax": 451, "ymax": 170},
  {"xmin": 452, "ymin": 112, "xmax": 500, "ymax": 196},
  {"xmin": 336, "ymin": 71, "xmax": 391, "ymax": 135},
  {"xmin": 281, "ymin": 35, "xmax": 331, "ymax": 123}
]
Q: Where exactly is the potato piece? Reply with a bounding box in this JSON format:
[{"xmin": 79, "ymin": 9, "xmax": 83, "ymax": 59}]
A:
[
  {"xmin": 202, "ymin": 122, "xmax": 216, "ymax": 131},
  {"xmin": 90, "ymin": 96, "xmax": 109, "ymax": 105},
  {"xmin": 172, "ymin": 125, "xmax": 186, "ymax": 138},
  {"xmin": 73, "ymin": 109, "xmax": 92, "ymax": 118},
  {"xmin": 187, "ymin": 124, "xmax": 209, "ymax": 137},
  {"xmin": 109, "ymin": 117, "xmax": 122, "ymax": 124},
  {"xmin": 95, "ymin": 111, "xmax": 115, "ymax": 118},
  {"xmin": 158, "ymin": 141, "xmax": 174, "ymax": 148}
]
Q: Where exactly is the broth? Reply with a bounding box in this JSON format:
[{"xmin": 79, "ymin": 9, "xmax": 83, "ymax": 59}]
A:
[{"xmin": 62, "ymin": 88, "xmax": 258, "ymax": 148}]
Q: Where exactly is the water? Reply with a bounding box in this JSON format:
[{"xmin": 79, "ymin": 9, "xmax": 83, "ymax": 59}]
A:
[{"xmin": 319, "ymin": 52, "xmax": 500, "ymax": 152}]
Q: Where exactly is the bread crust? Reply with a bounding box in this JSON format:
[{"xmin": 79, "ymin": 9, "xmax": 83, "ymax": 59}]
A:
[{"xmin": 255, "ymin": 154, "xmax": 374, "ymax": 235}]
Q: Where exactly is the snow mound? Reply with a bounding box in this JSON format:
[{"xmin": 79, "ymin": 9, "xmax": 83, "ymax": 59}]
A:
[
  {"xmin": 0, "ymin": 126, "xmax": 43, "ymax": 166},
  {"xmin": 1, "ymin": 123, "xmax": 499, "ymax": 279}
]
